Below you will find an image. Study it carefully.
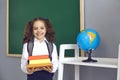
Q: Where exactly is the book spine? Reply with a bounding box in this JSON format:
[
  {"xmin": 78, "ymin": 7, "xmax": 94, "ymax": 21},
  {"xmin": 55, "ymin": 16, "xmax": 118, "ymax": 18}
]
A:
[{"xmin": 29, "ymin": 59, "xmax": 51, "ymax": 64}]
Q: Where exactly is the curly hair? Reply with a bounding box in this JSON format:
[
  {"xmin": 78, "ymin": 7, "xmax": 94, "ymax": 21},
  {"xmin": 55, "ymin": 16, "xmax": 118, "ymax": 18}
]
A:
[{"xmin": 23, "ymin": 17, "xmax": 55, "ymax": 44}]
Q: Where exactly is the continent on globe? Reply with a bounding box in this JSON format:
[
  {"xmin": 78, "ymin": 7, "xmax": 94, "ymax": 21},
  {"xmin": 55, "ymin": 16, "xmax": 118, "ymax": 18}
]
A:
[{"xmin": 87, "ymin": 32, "xmax": 96, "ymax": 44}]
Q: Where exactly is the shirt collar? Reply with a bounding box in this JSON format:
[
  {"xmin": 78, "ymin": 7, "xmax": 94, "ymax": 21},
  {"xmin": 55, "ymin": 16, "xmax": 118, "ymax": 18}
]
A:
[{"xmin": 34, "ymin": 37, "xmax": 48, "ymax": 43}]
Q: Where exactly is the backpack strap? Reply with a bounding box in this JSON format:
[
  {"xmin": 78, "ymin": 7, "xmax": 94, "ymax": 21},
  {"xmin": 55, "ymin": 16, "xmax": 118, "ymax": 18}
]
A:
[
  {"xmin": 27, "ymin": 40, "xmax": 53, "ymax": 61},
  {"xmin": 27, "ymin": 40, "xmax": 34, "ymax": 56},
  {"xmin": 45, "ymin": 40, "xmax": 53, "ymax": 61}
]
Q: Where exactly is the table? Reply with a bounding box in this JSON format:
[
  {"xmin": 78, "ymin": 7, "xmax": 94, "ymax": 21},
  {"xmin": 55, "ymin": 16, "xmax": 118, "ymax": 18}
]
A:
[{"xmin": 58, "ymin": 44, "xmax": 120, "ymax": 80}]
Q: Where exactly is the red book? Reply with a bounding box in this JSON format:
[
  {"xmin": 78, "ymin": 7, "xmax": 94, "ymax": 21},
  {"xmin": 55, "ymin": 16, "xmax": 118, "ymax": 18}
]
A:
[{"xmin": 28, "ymin": 55, "xmax": 49, "ymax": 60}]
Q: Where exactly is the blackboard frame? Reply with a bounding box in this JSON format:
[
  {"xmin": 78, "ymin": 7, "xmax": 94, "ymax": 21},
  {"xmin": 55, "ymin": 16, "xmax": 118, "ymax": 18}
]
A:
[
  {"xmin": 6, "ymin": 0, "xmax": 84, "ymax": 57},
  {"xmin": 6, "ymin": 0, "xmax": 21, "ymax": 57},
  {"xmin": 80, "ymin": 0, "xmax": 85, "ymax": 56}
]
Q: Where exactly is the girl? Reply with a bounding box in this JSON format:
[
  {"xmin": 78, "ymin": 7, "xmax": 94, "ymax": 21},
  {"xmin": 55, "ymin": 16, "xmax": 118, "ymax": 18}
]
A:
[{"xmin": 21, "ymin": 17, "xmax": 58, "ymax": 80}]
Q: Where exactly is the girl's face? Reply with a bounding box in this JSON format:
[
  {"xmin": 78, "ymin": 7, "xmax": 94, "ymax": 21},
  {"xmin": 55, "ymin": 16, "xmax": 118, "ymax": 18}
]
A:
[{"xmin": 33, "ymin": 20, "xmax": 46, "ymax": 42}]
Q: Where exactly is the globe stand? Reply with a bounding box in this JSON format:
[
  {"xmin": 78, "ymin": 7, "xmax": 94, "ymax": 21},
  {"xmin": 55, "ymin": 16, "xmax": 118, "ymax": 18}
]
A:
[{"xmin": 82, "ymin": 49, "xmax": 97, "ymax": 62}]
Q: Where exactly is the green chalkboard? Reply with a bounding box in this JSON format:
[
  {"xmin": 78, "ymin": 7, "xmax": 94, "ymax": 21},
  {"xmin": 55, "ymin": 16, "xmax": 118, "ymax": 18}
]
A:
[{"xmin": 6, "ymin": 0, "xmax": 80, "ymax": 57}]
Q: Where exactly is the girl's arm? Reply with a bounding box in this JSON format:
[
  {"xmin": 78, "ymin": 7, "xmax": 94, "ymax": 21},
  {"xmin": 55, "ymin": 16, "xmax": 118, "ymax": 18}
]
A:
[
  {"xmin": 21, "ymin": 43, "xmax": 30, "ymax": 74},
  {"xmin": 51, "ymin": 43, "xmax": 58, "ymax": 73}
]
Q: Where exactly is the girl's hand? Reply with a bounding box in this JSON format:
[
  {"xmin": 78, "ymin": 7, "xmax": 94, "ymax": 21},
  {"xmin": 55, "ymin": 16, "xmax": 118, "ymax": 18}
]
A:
[
  {"xmin": 27, "ymin": 68, "xmax": 34, "ymax": 74},
  {"xmin": 41, "ymin": 66, "xmax": 53, "ymax": 73},
  {"xmin": 34, "ymin": 67, "xmax": 42, "ymax": 72},
  {"xmin": 27, "ymin": 67, "xmax": 43, "ymax": 74}
]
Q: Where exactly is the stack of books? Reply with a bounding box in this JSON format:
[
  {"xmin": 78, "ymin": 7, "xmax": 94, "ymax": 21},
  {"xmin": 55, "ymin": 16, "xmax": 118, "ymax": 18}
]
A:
[{"xmin": 27, "ymin": 55, "xmax": 52, "ymax": 69}]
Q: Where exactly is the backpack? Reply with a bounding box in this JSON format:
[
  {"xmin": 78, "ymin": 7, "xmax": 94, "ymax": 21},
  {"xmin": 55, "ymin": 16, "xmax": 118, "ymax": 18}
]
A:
[{"xmin": 27, "ymin": 40, "xmax": 53, "ymax": 61}]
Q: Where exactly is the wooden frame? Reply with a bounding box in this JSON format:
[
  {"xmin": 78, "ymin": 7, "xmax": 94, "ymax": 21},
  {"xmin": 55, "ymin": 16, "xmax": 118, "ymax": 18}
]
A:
[
  {"xmin": 80, "ymin": 0, "xmax": 85, "ymax": 31},
  {"xmin": 80, "ymin": 0, "xmax": 85, "ymax": 56},
  {"xmin": 6, "ymin": 0, "xmax": 21, "ymax": 57},
  {"xmin": 6, "ymin": 0, "xmax": 85, "ymax": 57}
]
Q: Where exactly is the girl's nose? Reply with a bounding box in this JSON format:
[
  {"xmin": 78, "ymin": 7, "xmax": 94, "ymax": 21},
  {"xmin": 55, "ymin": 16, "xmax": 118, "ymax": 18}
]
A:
[{"xmin": 37, "ymin": 28, "xmax": 41, "ymax": 32}]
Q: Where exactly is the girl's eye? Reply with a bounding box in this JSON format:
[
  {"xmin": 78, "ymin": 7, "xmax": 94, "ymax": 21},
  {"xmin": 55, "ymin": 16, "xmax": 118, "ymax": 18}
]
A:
[
  {"xmin": 40, "ymin": 27, "xmax": 45, "ymax": 30},
  {"xmin": 33, "ymin": 27, "xmax": 38, "ymax": 30}
]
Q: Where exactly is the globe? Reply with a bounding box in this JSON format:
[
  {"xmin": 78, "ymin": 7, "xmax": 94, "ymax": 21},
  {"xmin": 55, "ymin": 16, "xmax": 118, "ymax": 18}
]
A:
[
  {"xmin": 77, "ymin": 28, "xmax": 100, "ymax": 52},
  {"xmin": 76, "ymin": 28, "xmax": 100, "ymax": 62}
]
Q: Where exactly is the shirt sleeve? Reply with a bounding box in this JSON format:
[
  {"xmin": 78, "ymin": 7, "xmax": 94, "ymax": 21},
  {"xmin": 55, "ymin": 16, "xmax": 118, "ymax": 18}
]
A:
[
  {"xmin": 51, "ymin": 43, "xmax": 59, "ymax": 73},
  {"xmin": 21, "ymin": 43, "xmax": 29, "ymax": 74}
]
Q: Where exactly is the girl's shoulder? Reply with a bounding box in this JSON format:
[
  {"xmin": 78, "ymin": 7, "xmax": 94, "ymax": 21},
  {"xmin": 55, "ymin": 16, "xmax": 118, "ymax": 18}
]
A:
[{"xmin": 23, "ymin": 42, "xmax": 28, "ymax": 48}]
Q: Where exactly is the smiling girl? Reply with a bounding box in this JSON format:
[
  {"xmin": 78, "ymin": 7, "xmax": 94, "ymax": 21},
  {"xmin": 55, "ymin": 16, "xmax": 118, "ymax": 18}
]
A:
[{"xmin": 21, "ymin": 17, "xmax": 58, "ymax": 80}]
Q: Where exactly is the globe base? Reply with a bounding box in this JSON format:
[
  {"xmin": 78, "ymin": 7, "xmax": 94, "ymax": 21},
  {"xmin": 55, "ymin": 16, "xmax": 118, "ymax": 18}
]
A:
[
  {"xmin": 82, "ymin": 58, "xmax": 97, "ymax": 62},
  {"xmin": 82, "ymin": 49, "xmax": 97, "ymax": 62}
]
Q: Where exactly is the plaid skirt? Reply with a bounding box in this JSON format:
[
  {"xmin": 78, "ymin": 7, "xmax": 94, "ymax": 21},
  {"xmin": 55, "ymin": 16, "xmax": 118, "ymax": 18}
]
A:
[{"xmin": 27, "ymin": 70, "xmax": 54, "ymax": 80}]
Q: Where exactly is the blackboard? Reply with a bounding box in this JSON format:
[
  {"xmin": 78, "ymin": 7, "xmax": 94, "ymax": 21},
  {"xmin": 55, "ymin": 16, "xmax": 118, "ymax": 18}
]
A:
[{"xmin": 6, "ymin": 0, "xmax": 81, "ymax": 57}]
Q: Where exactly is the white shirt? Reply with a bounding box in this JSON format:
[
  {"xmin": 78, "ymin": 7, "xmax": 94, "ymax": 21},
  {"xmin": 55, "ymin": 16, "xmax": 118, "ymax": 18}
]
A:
[{"xmin": 21, "ymin": 38, "xmax": 58, "ymax": 73}]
